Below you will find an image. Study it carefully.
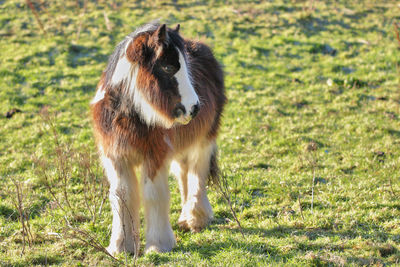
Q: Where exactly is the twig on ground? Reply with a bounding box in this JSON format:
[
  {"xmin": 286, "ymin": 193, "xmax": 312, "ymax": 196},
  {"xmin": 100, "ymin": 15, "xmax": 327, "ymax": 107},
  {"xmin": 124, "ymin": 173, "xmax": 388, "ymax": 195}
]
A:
[
  {"xmin": 381, "ymin": 158, "xmax": 398, "ymax": 198},
  {"xmin": 103, "ymin": 11, "xmax": 112, "ymax": 31},
  {"xmin": 36, "ymin": 109, "xmax": 76, "ymax": 216},
  {"xmin": 306, "ymin": 141, "xmax": 318, "ymax": 214},
  {"xmin": 63, "ymin": 217, "xmax": 122, "ymax": 264},
  {"xmin": 76, "ymin": 0, "xmax": 88, "ymax": 41},
  {"xmin": 116, "ymin": 190, "xmax": 139, "ymax": 264},
  {"xmin": 311, "ymin": 167, "xmax": 316, "ymax": 214},
  {"xmin": 33, "ymin": 156, "xmax": 66, "ymax": 214},
  {"xmin": 387, "ymin": 161, "xmax": 398, "ymax": 197},
  {"xmin": 25, "ymin": 0, "xmax": 47, "ymax": 35},
  {"xmin": 394, "ymin": 22, "xmax": 400, "ymax": 48},
  {"xmin": 45, "ymin": 115, "xmax": 74, "ymax": 211},
  {"xmin": 56, "ymin": 146, "xmax": 73, "ymax": 210},
  {"xmin": 34, "ymin": 110, "xmax": 118, "ymax": 263},
  {"xmin": 302, "ymin": 0, "xmax": 316, "ymax": 15},
  {"xmin": 215, "ymin": 172, "xmax": 245, "ymax": 238},
  {"xmin": 110, "ymin": 0, "xmax": 118, "ymax": 10},
  {"xmin": 98, "ymin": 188, "xmax": 108, "ymax": 218},
  {"xmin": 388, "ymin": 177, "xmax": 398, "ymax": 197},
  {"xmin": 298, "ymin": 192, "xmax": 305, "ymax": 221},
  {"xmin": 9, "ymin": 178, "xmax": 34, "ymax": 254},
  {"xmin": 78, "ymin": 149, "xmax": 108, "ymax": 225}
]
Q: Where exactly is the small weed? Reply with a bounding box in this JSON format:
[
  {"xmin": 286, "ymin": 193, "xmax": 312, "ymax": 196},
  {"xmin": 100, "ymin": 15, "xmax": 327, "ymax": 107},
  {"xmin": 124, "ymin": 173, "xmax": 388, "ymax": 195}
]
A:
[{"xmin": 8, "ymin": 178, "xmax": 34, "ymax": 254}]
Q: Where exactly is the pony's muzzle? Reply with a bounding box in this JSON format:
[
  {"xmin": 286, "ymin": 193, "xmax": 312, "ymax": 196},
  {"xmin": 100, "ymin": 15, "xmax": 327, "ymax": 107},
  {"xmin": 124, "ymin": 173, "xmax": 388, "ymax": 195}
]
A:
[
  {"xmin": 190, "ymin": 103, "xmax": 200, "ymax": 118},
  {"xmin": 173, "ymin": 103, "xmax": 186, "ymax": 118},
  {"xmin": 173, "ymin": 102, "xmax": 200, "ymax": 125}
]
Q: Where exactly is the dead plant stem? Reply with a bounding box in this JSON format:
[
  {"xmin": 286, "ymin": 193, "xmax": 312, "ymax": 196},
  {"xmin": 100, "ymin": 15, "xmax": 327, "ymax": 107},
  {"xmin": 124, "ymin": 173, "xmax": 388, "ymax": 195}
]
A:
[
  {"xmin": 216, "ymin": 177, "xmax": 245, "ymax": 238},
  {"xmin": 25, "ymin": 0, "xmax": 47, "ymax": 35}
]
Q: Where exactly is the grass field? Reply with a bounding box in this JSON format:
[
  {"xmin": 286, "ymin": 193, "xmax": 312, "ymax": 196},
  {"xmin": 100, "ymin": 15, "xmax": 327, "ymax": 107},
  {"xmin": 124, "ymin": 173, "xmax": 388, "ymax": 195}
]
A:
[{"xmin": 1, "ymin": 0, "xmax": 400, "ymax": 265}]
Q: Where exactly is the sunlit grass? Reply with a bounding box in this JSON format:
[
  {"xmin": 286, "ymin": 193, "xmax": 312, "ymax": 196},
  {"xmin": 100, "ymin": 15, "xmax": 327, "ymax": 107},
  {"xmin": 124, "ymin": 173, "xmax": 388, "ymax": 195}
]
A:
[{"xmin": 1, "ymin": 0, "xmax": 400, "ymax": 265}]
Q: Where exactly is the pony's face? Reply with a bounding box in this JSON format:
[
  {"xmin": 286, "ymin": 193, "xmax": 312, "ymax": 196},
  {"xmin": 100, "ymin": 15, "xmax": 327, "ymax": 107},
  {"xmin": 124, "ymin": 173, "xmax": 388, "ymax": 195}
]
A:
[{"xmin": 115, "ymin": 24, "xmax": 199, "ymax": 128}]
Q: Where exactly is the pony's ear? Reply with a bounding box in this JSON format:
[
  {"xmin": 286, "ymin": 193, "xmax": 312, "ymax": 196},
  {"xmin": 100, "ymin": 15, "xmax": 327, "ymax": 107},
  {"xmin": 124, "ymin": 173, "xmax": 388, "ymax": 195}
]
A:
[
  {"xmin": 126, "ymin": 36, "xmax": 147, "ymax": 63},
  {"xmin": 174, "ymin": 24, "xmax": 180, "ymax": 33},
  {"xmin": 154, "ymin": 24, "xmax": 168, "ymax": 44}
]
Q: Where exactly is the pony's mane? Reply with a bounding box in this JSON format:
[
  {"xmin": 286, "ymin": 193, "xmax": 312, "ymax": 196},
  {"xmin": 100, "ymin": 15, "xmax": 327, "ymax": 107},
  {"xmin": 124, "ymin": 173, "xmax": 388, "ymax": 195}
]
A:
[
  {"xmin": 103, "ymin": 21, "xmax": 185, "ymax": 88},
  {"xmin": 104, "ymin": 21, "xmax": 160, "ymax": 85}
]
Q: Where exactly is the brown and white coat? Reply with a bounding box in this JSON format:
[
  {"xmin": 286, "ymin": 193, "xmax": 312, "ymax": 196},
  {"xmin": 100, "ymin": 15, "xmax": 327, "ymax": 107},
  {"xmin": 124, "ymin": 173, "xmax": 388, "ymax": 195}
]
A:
[{"xmin": 91, "ymin": 22, "xmax": 226, "ymax": 255}]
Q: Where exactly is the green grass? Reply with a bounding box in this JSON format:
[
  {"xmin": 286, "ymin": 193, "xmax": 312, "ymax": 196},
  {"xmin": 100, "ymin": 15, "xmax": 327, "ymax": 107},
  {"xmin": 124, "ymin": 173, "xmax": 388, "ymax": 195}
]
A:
[{"xmin": 1, "ymin": 0, "xmax": 400, "ymax": 265}]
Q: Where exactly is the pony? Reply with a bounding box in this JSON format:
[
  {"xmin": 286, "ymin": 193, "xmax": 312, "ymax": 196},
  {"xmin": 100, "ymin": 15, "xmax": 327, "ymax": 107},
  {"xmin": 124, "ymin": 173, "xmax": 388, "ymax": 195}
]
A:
[{"xmin": 91, "ymin": 21, "xmax": 226, "ymax": 255}]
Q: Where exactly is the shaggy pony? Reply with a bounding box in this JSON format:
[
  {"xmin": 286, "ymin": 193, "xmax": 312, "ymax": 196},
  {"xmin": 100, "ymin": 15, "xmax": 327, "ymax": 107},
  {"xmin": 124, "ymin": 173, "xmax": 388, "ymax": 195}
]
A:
[{"xmin": 91, "ymin": 21, "xmax": 226, "ymax": 255}]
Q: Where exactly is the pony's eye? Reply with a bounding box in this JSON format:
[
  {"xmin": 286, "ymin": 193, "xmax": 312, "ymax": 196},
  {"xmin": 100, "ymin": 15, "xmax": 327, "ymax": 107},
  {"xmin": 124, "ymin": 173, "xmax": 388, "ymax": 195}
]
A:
[{"xmin": 162, "ymin": 65, "xmax": 175, "ymax": 74}]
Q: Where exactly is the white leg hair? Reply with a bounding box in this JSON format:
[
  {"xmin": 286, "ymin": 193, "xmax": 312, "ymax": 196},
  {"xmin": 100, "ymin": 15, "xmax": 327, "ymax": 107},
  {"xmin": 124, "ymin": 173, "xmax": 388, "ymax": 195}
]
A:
[
  {"xmin": 142, "ymin": 163, "xmax": 176, "ymax": 253},
  {"xmin": 175, "ymin": 140, "xmax": 214, "ymax": 232},
  {"xmin": 170, "ymin": 159, "xmax": 188, "ymax": 207},
  {"xmin": 101, "ymin": 154, "xmax": 140, "ymax": 255}
]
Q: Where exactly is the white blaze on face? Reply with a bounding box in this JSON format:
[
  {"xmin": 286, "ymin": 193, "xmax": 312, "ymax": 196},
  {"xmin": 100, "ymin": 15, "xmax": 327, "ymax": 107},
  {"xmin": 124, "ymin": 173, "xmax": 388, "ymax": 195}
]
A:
[{"xmin": 174, "ymin": 50, "xmax": 199, "ymax": 123}]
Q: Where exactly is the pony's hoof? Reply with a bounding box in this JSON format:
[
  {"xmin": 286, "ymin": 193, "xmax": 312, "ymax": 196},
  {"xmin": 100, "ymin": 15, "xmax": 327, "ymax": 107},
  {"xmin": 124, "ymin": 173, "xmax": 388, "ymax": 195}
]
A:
[
  {"xmin": 178, "ymin": 198, "xmax": 213, "ymax": 233},
  {"xmin": 145, "ymin": 245, "xmax": 162, "ymax": 254},
  {"xmin": 106, "ymin": 245, "xmax": 121, "ymax": 256},
  {"xmin": 145, "ymin": 234, "xmax": 176, "ymax": 254},
  {"xmin": 145, "ymin": 242, "xmax": 175, "ymax": 254},
  {"xmin": 178, "ymin": 216, "xmax": 204, "ymax": 233},
  {"xmin": 178, "ymin": 216, "xmax": 210, "ymax": 233},
  {"xmin": 107, "ymin": 241, "xmax": 139, "ymax": 256},
  {"xmin": 177, "ymin": 219, "xmax": 190, "ymax": 232}
]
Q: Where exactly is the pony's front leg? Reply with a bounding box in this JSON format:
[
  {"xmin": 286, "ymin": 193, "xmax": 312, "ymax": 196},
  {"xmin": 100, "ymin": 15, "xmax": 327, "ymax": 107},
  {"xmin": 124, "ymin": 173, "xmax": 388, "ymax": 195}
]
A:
[
  {"xmin": 101, "ymin": 155, "xmax": 140, "ymax": 256},
  {"xmin": 178, "ymin": 141, "xmax": 214, "ymax": 232},
  {"xmin": 142, "ymin": 163, "xmax": 176, "ymax": 253}
]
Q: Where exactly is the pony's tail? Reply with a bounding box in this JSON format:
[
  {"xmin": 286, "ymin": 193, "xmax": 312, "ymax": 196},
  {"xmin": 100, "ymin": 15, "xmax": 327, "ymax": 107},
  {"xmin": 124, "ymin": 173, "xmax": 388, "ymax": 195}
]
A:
[{"xmin": 208, "ymin": 143, "xmax": 220, "ymax": 186}]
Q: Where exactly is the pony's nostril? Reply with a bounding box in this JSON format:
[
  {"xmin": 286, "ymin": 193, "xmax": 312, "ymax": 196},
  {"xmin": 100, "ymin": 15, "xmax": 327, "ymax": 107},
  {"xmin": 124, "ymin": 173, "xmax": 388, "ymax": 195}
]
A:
[
  {"xmin": 190, "ymin": 103, "xmax": 200, "ymax": 118},
  {"xmin": 173, "ymin": 104, "xmax": 186, "ymax": 118}
]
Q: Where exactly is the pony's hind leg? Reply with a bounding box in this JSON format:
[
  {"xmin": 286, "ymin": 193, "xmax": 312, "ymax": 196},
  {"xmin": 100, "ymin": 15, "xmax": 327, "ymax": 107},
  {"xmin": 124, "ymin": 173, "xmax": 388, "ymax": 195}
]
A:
[
  {"xmin": 178, "ymin": 140, "xmax": 215, "ymax": 232},
  {"xmin": 142, "ymin": 162, "xmax": 176, "ymax": 253},
  {"xmin": 101, "ymin": 154, "xmax": 140, "ymax": 256}
]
